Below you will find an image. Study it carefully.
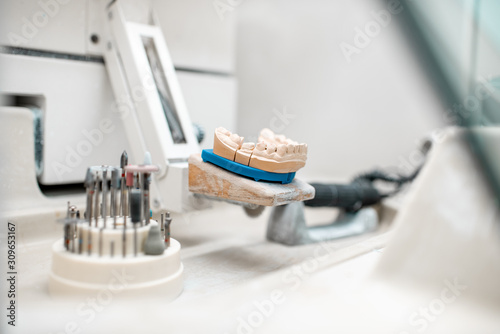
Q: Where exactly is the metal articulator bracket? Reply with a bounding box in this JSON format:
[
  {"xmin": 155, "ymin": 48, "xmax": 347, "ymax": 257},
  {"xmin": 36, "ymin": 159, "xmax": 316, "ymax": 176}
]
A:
[{"xmin": 266, "ymin": 202, "xmax": 379, "ymax": 246}]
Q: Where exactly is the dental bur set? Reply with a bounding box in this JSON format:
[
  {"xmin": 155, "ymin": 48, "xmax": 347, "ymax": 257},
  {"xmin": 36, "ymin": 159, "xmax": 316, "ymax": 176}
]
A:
[
  {"xmin": 51, "ymin": 150, "xmax": 183, "ymax": 299},
  {"xmin": 57, "ymin": 151, "xmax": 175, "ymax": 258}
]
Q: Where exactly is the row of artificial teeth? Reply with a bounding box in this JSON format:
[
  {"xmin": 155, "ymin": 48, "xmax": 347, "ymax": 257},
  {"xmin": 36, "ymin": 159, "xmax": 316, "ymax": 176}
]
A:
[
  {"xmin": 217, "ymin": 127, "xmax": 306, "ymax": 156},
  {"xmin": 259, "ymin": 135, "xmax": 297, "ymax": 146},
  {"xmin": 254, "ymin": 142, "xmax": 307, "ymax": 156},
  {"xmin": 259, "ymin": 128, "xmax": 298, "ymax": 146}
]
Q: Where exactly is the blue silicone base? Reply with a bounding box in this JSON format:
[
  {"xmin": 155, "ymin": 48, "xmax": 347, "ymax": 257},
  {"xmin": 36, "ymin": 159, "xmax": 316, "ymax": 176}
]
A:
[{"xmin": 201, "ymin": 149, "xmax": 295, "ymax": 184}]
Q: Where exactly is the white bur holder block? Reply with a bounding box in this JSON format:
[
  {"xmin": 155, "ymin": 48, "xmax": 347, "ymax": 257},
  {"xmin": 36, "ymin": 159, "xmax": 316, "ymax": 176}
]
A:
[{"xmin": 49, "ymin": 219, "xmax": 183, "ymax": 300}]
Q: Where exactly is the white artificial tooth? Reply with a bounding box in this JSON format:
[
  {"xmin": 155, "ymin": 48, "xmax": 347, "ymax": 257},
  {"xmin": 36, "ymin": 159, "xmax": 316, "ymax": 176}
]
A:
[
  {"xmin": 277, "ymin": 144, "xmax": 286, "ymax": 156},
  {"xmin": 267, "ymin": 144, "xmax": 277, "ymax": 153},
  {"xmin": 298, "ymin": 144, "xmax": 307, "ymax": 154},
  {"xmin": 221, "ymin": 135, "xmax": 238, "ymax": 148},
  {"xmin": 256, "ymin": 142, "xmax": 266, "ymax": 151},
  {"xmin": 302, "ymin": 143, "xmax": 308, "ymax": 154},
  {"xmin": 242, "ymin": 142, "xmax": 255, "ymax": 150},
  {"xmin": 216, "ymin": 127, "xmax": 231, "ymax": 136},
  {"xmin": 287, "ymin": 144, "xmax": 295, "ymax": 154},
  {"xmin": 230, "ymin": 133, "xmax": 241, "ymax": 143}
]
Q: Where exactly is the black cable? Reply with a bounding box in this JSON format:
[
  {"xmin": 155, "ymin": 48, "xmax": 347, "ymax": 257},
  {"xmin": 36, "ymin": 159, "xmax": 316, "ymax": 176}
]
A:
[{"xmin": 304, "ymin": 165, "xmax": 422, "ymax": 212}]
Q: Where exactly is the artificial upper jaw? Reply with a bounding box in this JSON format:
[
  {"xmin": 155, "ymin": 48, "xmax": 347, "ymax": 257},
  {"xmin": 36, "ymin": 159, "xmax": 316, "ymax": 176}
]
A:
[{"xmin": 212, "ymin": 127, "xmax": 307, "ymax": 173}]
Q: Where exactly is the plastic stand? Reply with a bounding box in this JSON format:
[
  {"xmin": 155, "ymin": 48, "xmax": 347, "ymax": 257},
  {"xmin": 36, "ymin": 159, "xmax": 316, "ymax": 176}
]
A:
[{"xmin": 201, "ymin": 149, "xmax": 296, "ymax": 184}]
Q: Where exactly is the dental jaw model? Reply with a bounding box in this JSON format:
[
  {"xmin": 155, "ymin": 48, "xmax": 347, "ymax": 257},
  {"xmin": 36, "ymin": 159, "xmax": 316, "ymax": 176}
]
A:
[
  {"xmin": 213, "ymin": 128, "xmax": 307, "ymax": 173},
  {"xmin": 189, "ymin": 127, "xmax": 315, "ymax": 207},
  {"xmin": 198, "ymin": 127, "xmax": 308, "ymax": 184}
]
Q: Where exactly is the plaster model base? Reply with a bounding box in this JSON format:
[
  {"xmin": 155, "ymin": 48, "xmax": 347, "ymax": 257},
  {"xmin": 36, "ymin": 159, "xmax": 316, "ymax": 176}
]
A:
[{"xmin": 49, "ymin": 238, "xmax": 183, "ymax": 300}]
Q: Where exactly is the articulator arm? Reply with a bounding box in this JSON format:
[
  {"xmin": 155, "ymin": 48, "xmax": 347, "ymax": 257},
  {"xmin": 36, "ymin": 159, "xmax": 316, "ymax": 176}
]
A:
[{"xmin": 102, "ymin": 0, "xmax": 200, "ymax": 213}]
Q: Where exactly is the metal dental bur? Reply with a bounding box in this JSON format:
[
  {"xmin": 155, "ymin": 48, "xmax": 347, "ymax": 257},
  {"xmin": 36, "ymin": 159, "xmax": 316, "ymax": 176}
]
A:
[
  {"xmin": 121, "ymin": 152, "xmax": 129, "ymax": 258},
  {"xmin": 64, "ymin": 201, "xmax": 70, "ymax": 250},
  {"xmin": 126, "ymin": 169, "xmax": 134, "ymax": 216},
  {"xmin": 120, "ymin": 151, "xmax": 128, "ymax": 217},
  {"xmin": 111, "ymin": 167, "xmax": 120, "ymax": 229},
  {"xmin": 99, "ymin": 166, "xmax": 108, "ymax": 257},
  {"xmin": 122, "ymin": 185, "xmax": 127, "ymax": 259},
  {"xmin": 164, "ymin": 212, "xmax": 172, "ymax": 248},
  {"xmin": 110, "ymin": 168, "xmax": 116, "ymax": 218},
  {"xmin": 123, "ymin": 161, "xmax": 159, "ymax": 256},
  {"xmin": 58, "ymin": 202, "xmax": 79, "ymax": 253},
  {"xmin": 84, "ymin": 168, "xmax": 94, "ymax": 225},
  {"xmin": 133, "ymin": 172, "xmax": 143, "ymax": 226},
  {"xmin": 63, "ymin": 226, "xmax": 69, "ymax": 251},
  {"xmin": 102, "ymin": 166, "xmax": 108, "ymax": 229},
  {"xmin": 123, "ymin": 168, "xmax": 135, "ymax": 257},
  {"xmin": 93, "ymin": 172, "xmax": 101, "ymax": 256},
  {"xmin": 130, "ymin": 189, "xmax": 142, "ymax": 257},
  {"xmin": 161, "ymin": 213, "xmax": 164, "ymax": 239},
  {"xmin": 140, "ymin": 172, "xmax": 146, "ymax": 227},
  {"xmin": 143, "ymin": 152, "xmax": 152, "ymax": 226},
  {"xmin": 77, "ymin": 210, "xmax": 83, "ymax": 254},
  {"xmin": 69, "ymin": 205, "xmax": 77, "ymax": 253},
  {"xmin": 122, "ymin": 221, "xmax": 127, "ymax": 258},
  {"xmin": 124, "ymin": 162, "xmax": 159, "ymax": 227},
  {"xmin": 78, "ymin": 225, "xmax": 83, "ymax": 254},
  {"xmin": 84, "ymin": 169, "xmax": 95, "ymax": 256},
  {"xmin": 94, "ymin": 172, "xmax": 100, "ymax": 228}
]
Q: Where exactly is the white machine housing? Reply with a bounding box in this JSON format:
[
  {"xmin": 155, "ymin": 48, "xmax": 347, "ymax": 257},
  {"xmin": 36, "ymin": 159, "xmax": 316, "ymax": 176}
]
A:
[{"xmin": 0, "ymin": 0, "xmax": 237, "ymax": 212}]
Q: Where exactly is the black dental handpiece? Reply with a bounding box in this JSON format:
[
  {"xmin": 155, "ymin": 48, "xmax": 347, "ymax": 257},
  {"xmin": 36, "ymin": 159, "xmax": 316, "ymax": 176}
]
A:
[{"xmin": 304, "ymin": 181, "xmax": 383, "ymax": 212}]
